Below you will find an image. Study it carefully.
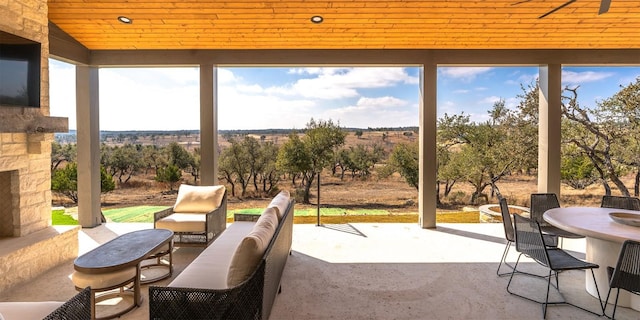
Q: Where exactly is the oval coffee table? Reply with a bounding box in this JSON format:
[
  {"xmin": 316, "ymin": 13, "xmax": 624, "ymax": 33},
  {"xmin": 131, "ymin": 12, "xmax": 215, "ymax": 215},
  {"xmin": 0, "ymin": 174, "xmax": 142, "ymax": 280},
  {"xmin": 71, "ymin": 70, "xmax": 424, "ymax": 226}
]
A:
[{"xmin": 74, "ymin": 228, "xmax": 174, "ymax": 319}]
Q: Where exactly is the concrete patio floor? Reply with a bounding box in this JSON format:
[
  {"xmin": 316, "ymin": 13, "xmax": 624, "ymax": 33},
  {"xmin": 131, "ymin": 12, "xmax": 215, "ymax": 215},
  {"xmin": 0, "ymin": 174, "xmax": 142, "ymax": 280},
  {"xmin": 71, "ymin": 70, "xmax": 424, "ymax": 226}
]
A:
[{"xmin": 1, "ymin": 222, "xmax": 638, "ymax": 320}]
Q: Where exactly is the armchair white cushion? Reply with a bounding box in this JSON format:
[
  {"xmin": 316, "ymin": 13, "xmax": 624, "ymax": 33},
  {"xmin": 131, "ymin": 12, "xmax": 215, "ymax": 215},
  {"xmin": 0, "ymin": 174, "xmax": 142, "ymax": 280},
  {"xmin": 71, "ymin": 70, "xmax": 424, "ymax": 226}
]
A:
[{"xmin": 173, "ymin": 184, "xmax": 226, "ymax": 213}]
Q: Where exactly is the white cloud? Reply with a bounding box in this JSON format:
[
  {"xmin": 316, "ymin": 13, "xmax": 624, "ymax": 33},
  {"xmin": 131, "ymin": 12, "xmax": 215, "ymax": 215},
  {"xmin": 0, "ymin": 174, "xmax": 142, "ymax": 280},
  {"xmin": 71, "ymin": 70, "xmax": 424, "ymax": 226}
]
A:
[
  {"xmin": 480, "ymin": 95, "xmax": 503, "ymax": 105},
  {"xmin": 322, "ymin": 96, "xmax": 416, "ymax": 128},
  {"xmin": 562, "ymin": 70, "xmax": 614, "ymax": 85},
  {"xmin": 99, "ymin": 69, "xmax": 200, "ymax": 131},
  {"xmin": 218, "ymin": 68, "xmax": 241, "ymax": 84},
  {"xmin": 440, "ymin": 67, "xmax": 493, "ymax": 81},
  {"xmin": 278, "ymin": 67, "xmax": 418, "ymax": 99},
  {"xmin": 218, "ymin": 85, "xmax": 316, "ymax": 130},
  {"xmin": 49, "ymin": 60, "xmax": 77, "ymax": 128}
]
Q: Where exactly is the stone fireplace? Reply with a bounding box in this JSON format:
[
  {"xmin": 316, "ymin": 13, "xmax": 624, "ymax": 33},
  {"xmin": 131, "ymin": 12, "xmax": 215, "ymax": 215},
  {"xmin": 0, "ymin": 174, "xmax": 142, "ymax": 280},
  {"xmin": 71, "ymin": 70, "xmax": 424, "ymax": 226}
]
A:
[
  {"xmin": 0, "ymin": 170, "xmax": 18, "ymax": 238},
  {"xmin": 0, "ymin": 0, "xmax": 77, "ymax": 294}
]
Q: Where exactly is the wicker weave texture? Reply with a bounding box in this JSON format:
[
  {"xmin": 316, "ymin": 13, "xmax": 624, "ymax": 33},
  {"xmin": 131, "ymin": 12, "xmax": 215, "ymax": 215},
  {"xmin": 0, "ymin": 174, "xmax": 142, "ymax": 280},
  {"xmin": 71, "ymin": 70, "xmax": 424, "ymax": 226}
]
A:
[
  {"xmin": 529, "ymin": 193, "xmax": 560, "ymax": 227},
  {"xmin": 149, "ymin": 199, "xmax": 295, "ymax": 320},
  {"xmin": 610, "ymin": 240, "xmax": 640, "ymax": 294},
  {"xmin": 601, "ymin": 196, "xmax": 640, "ymax": 211},
  {"xmin": 149, "ymin": 262, "xmax": 264, "ymax": 320},
  {"xmin": 43, "ymin": 286, "xmax": 92, "ymax": 320}
]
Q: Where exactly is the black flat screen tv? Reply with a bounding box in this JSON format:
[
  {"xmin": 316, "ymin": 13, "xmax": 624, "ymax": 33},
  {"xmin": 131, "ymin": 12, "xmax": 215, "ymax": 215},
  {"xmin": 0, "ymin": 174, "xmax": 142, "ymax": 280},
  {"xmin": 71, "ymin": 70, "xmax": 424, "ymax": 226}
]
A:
[{"xmin": 0, "ymin": 39, "xmax": 41, "ymax": 108}]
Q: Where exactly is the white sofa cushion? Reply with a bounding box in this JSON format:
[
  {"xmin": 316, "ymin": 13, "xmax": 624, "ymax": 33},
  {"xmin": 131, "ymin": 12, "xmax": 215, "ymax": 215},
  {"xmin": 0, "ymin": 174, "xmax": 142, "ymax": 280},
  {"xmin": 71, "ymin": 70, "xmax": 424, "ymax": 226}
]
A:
[
  {"xmin": 268, "ymin": 190, "xmax": 291, "ymax": 221},
  {"xmin": 173, "ymin": 184, "xmax": 225, "ymax": 213},
  {"xmin": 0, "ymin": 301, "xmax": 63, "ymax": 320},
  {"xmin": 227, "ymin": 208, "xmax": 278, "ymax": 287},
  {"xmin": 155, "ymin": 213, "xmax": 206, "ymax": 232},
  {"xmin": 168, "ymin": 221, "xmax": 256, "ymax": 289}
]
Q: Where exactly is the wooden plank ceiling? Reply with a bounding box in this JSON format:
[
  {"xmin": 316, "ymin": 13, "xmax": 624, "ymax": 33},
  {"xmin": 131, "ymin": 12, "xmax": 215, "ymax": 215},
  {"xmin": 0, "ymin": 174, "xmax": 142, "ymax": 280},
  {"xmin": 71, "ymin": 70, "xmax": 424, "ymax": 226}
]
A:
[{"xmin": 47, "ymin": 0, "xmax": 640, "ymax": 50}]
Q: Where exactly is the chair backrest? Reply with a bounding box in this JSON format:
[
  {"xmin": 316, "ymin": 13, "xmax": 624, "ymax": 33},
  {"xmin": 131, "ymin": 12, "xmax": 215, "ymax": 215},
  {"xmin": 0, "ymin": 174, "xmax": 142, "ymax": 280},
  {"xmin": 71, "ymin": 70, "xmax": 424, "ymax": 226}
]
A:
[
  {"xmin": 499, "ymin": 197, "xmax": 515, "ymax": 242},
  {"xmin": 601, "ymin": 195, "xmax": 640, "ymax": 211},
  {"xmin": 530, "ymin": 193, "xmax": 560, "ymax": 225},
  {"xmin": 512, "ymin": 214, "xmax": 550, "ymax": 268},
  {"xmin": 610, "ymin": 240, "xmax": 640, "ymax": 294}
]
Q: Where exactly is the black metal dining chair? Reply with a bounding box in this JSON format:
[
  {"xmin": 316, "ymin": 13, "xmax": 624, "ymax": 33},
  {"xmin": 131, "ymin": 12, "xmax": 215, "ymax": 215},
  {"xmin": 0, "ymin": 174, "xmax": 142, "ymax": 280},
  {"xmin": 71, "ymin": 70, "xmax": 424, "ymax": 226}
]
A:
[
  {"xmin": 507, "ymin": 214, "xmax": 603, "ymax": 319},
  {"xmin": 603, "ymin": 240, "xmax": 640, "ymax": 320},
  {"xmin": 530, "ymin": 193, "xmax": 584, "ymax": 243},
  {"xmin": 497, "ymin": 197, "xmax": 557, "ymax": 277},
  {"xmin": 601, "ymin": 195, "xmax": 640, "ymax": 211}
]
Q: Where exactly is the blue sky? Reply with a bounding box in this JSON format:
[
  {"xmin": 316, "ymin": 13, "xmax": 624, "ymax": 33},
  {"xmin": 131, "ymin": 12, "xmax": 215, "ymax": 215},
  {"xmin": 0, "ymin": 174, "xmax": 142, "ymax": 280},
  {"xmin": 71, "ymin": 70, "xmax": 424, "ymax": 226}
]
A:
[{"xmin": 48, "ymin": 60, "xmax": 640, "ymax": 131}]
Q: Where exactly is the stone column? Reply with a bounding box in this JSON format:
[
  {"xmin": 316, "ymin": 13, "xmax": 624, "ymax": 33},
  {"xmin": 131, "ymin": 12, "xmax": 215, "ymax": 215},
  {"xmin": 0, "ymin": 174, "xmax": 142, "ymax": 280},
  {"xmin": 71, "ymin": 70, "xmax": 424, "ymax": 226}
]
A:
[
  {"xmin": 419, "ymin": 63, "xmax": 437, "ymax": 228},
  {"xmin": 199, "ymin": 64, "xmax": 218, "ymax": 186},
  {"xmin": 537, "ymin": 65, "xmax": 562, "ymax": 195},
  {"xmin": 76, "ymin": 66, "xmax": 102, "ymax": 227}
]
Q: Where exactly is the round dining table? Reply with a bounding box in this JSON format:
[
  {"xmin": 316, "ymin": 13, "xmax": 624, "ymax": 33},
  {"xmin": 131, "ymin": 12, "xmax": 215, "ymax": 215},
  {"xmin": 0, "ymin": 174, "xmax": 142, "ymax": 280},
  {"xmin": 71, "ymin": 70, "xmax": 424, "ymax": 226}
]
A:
[{"xmin": 544, "ymin": 207, "xmax": 640, "ymax": 311}]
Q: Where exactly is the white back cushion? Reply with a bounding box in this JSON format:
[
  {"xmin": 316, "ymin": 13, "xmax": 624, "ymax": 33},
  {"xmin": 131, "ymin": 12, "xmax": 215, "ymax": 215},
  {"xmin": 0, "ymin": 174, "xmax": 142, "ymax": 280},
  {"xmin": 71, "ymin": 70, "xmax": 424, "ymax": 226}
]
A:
[
  {"xmin": 268, "ymin": 190, "xmax": 291, "ymax": 221},
  {"xmin": 227, "ymin": 207, "xmax": 278, "ymax": 287},
  {"xmin": 173, "ymin": 184, "xmax": 225, "ymax": 213}
]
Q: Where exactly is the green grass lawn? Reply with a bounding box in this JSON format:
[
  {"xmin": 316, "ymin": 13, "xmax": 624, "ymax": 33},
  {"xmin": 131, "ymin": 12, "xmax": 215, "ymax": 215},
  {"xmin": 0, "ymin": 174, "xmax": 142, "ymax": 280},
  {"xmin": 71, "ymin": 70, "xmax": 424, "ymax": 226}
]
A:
[
  {"xmin": 52, "ymin": 209, "xmax": 79, "ymax": 225},
  {"xmin": 102, "ymin": 206, "xmax": 170, "ymax": 223},
  {"xmin": 55, "ymin": 205, "xmax": 480, "ymax": 224}
]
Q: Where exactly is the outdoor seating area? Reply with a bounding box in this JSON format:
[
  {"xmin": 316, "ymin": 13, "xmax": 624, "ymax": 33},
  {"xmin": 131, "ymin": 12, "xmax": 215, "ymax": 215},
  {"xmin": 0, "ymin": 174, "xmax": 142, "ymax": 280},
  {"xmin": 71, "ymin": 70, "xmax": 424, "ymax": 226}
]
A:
[{"xmin": 1, "ymin": 221, "xmax": 640, "ymax": 319}]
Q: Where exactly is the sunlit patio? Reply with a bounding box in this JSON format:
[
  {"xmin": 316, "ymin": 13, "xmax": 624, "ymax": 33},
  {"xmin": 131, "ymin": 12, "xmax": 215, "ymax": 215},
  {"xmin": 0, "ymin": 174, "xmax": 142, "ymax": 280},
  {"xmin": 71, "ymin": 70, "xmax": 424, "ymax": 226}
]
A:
[{"xmin": 1, "ymin": 222, "xmax": 638, "ymax": 320}]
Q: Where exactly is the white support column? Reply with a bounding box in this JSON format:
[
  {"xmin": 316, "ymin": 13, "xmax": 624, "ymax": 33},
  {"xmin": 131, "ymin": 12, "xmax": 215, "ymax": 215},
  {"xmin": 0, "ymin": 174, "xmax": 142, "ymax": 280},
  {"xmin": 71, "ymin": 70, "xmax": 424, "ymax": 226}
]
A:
[
  {"xmin": 419, "ymin": 63, "xmax": 437, "ymax": 228},
  {"xmin": 76, "ymin": 66, "xmax": 102, "ymax": 227},
  {"xmin": 538, "ymin": 65, "xmax": 562, "ymax": 195},
  {"xmin": 199, "ymin": 64, "xmax": 218, "ymax": 186}
]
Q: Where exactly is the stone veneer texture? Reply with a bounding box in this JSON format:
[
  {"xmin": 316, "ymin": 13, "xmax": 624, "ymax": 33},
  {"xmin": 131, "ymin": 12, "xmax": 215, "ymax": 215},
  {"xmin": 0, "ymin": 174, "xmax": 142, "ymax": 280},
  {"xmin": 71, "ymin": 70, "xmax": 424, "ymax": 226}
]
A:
[{"xmin": 0, "ymin": 0, "xmax": 54, "ymax": 237}]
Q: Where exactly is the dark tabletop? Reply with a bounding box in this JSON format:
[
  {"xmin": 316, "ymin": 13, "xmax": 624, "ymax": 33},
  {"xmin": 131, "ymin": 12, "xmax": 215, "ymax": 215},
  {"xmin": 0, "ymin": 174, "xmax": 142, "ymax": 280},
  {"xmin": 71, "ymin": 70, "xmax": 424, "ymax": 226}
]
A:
[{"xmin": 74, "ymin": 229, "xmax": 173, "ymax": 273}]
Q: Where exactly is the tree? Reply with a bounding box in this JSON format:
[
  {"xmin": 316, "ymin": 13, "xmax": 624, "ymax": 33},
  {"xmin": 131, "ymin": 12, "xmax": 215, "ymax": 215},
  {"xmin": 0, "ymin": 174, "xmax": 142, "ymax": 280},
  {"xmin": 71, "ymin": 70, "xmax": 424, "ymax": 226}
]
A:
[
  {"xmin": 155, "ymin": 164, "xmax": 182, "ymax": 191},
  {"xmin": 276, "ymin": 119, "xmax": 346, "ymax": 204},
  {"xmin": 561, "ymin": 147, "xmax": 597, "ymax": 189},
  {"xmin": 101, "ymin": 144, "xmax": 144, "ymax": 184},
  {"xmin": 341, "ymin": 144, "xmax": 384, "ymax": 179},
  {"xmin": 380, "ymin": 142, "xmax": 419, "ymax": 189},
  {"xmin": 561, "ymin": 86, "xmax": 630, "ymax": 196},
  {"xmin": 167, "ymin": 142, "xmax": 194, "ymax": 171},
  {"xmin": 51, "ymin": 162, "xmax": 115, "ymax": 203},
  {"xmin": 51, "ymin": 142, "xmax": 76, "ymax": 171},
  {"xmin": 186, "ymin": 147, "xmax": 201, "ymax": 184},
  {"xmin": 276, "ymin": 132, "xmax": 309, "ymax": 187},
  {"xmin": 354, "ymin": 130, "xmax": 363, "ymax": 139},
  {"xmin": 600, "ymin": 77, "xmax": 640, "ymax": 196},
  {"xmin": 437, "ymin": 100, "xmax": 530, "ymax": 204}
]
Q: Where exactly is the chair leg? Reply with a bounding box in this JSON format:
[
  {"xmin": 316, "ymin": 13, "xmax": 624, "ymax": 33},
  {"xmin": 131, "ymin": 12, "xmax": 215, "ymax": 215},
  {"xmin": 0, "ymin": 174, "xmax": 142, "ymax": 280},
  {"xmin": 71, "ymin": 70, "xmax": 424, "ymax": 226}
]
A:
[
  {"xmin": 612, "ymin": 288, "xmax": 621, "ymax": 320},
  {"xmin": 497, "ymin": 241, "xmax": 512, "ymax": 276},
  {"xmin": 543, "ymin": 270, "xmax": 553, "ymax": 319},
  {"xmin": 506, "ymin": 254, "xmax": 522, "ymax": 294}
]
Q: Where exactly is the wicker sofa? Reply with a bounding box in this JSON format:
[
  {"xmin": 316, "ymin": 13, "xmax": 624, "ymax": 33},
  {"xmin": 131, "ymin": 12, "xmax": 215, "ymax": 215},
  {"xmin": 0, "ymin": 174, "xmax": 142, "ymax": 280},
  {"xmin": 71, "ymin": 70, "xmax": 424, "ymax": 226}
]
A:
[
  {"xmin": 0, "ymin": 286, "xmax": 91, "ymax": 320},
  {"xmin": 149, "ymin": 190, "xmax": 294, "ymax": 320}
]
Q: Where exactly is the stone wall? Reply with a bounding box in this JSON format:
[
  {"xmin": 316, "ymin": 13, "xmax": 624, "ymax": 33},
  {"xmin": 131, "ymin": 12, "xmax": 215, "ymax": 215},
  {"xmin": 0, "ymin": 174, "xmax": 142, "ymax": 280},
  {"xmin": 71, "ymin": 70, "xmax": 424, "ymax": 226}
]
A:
[
  {"xmin": 0, "ymin": 0, "xmax": 53, "ymax": 237},
  {"xmin": 0, "ymin": 226, "xmax": 79, "ymax": 293}
]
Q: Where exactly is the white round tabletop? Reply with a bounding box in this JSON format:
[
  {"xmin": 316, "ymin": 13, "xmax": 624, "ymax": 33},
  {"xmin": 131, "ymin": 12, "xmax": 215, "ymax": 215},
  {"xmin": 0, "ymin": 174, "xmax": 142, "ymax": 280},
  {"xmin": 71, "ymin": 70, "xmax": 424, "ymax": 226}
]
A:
[{"xmin": 543, "ymin": 207, "xmax": 640, "ymax": 243}]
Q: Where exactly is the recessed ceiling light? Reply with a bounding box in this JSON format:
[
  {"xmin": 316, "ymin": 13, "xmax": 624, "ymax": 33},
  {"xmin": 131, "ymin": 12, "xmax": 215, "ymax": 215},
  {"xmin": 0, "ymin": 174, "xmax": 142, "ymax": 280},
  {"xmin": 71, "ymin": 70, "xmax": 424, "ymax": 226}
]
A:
[
  {"xmin": 310, "ymin": 16, "xmax": 324, "ymax": 24},
  {"xmin": 117, "ymin": 16, "xmax": 133, "ymax": 24}
]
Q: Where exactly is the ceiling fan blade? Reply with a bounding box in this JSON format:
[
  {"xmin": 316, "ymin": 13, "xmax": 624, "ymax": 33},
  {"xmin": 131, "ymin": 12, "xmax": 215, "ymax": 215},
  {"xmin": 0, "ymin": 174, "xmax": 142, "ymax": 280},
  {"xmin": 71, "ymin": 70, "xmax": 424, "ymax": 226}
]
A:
[
  {"xmin": 539, "ymin": 0, "xmax": 577, "ymax": 18},
  {"xmin": 599, "ymin": 0, "xmax": 611, "ymax": 14}
]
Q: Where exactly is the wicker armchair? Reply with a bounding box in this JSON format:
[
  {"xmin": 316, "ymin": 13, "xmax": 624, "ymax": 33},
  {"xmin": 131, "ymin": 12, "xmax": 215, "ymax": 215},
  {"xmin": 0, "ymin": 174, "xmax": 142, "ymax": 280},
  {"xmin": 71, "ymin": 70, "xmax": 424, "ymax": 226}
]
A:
[
  {"xmin": 604, "ymin": 240, "xmax": 640, "ymax": 319},
  {"xmin": 154, "ymin": 184, "xmax": 227, "ymax": 247},
  {"xmin": 600, "ymin": 195, "xmax": 640, "ymax": 211}
]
